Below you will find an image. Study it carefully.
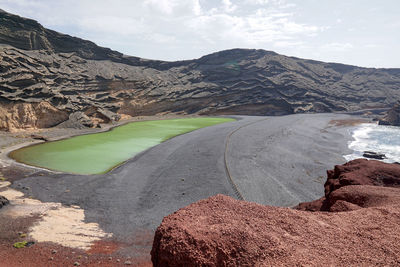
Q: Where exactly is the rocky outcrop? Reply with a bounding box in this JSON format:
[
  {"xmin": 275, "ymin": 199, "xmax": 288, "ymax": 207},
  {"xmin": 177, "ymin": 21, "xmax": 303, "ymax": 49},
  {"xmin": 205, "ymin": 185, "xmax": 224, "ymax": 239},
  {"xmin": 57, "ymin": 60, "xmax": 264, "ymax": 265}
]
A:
[
  {"xmin": 0, "ymin": 100, "xmax": 68, "ymax": 131},
  {"xmin": 379, "ymin": 102, "xmax": 400, "ymax": 126},
  {"xmin": 0, "ymin": 195, "xmax": 9, "ymax": 208},
  {"xmin": 296, "ymin": 159, "xmax": 400, "ymax": 211},
  {"xmin": 151, "ymin": 160, "xmax": 400, "ymax": 266},
  {"xmin": 1, "ymin": 10, "xmax": 400, "ymax": 131},
  {"xmin": 363, "ymin": 151, "xmax": 386, "ymax": 159}
]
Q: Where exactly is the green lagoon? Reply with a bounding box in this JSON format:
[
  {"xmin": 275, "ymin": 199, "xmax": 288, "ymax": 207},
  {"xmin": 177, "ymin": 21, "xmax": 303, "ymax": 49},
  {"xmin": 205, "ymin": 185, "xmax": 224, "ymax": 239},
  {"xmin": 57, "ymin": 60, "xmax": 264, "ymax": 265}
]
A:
[{"xmin": 10, "ymin": 117, "xmax": 235, "ymax": 175}]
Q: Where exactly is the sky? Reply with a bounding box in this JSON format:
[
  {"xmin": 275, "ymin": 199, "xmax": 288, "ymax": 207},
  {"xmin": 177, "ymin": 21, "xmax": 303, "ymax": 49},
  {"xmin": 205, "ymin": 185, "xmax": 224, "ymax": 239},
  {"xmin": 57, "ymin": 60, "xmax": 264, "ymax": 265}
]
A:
[{"xmin": 1, "ymin": 0, "xmax": 399, "ymax": 68}]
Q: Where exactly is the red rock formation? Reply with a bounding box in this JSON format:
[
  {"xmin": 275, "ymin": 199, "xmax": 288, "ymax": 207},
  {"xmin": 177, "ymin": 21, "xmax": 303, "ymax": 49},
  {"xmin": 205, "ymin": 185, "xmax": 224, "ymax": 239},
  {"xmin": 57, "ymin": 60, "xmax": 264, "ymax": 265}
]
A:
[
  {"xmin": 297, "ymin": 158, "xmax": 400, "ymax": 211},
  {"xmin": 151, "ymin": 159, "xmax": 400, "ymax": 266}
]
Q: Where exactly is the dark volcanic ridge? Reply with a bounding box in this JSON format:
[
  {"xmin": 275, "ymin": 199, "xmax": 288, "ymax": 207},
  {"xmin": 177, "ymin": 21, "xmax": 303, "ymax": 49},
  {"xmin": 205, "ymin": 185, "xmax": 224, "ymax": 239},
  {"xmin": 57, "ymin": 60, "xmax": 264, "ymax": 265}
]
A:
[{"xmin": 1, "ymin": 9, "xmax": 400, "ymax": 131}]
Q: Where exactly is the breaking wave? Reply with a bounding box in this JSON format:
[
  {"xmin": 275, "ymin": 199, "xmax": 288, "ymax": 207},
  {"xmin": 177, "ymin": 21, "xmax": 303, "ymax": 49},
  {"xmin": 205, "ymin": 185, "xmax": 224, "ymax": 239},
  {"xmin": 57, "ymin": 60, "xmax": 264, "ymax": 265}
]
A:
[{"xmin": 344, "ymin": 123, "xmax": 400, "ymax": 163}]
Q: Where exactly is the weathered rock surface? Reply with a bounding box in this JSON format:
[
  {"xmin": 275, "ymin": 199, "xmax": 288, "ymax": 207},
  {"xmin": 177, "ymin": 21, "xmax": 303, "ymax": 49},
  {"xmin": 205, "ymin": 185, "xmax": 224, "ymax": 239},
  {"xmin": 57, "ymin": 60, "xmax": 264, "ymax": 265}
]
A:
[
  {"xmin": 296, "ymin": 159, "xmax": 400, "ymax": 211},
  {"xmin": 379, "ymin": 102, "xmax": 400, "ymax": 126},
  {"xmin": 0, "ymin": 100, "xmax": 68, "ymax": 132},
  {"xmin": 0, "ymin": 195, "xmax": 9, "ymax": 208},
  {"xmin": 1, "ymin": 10, "xmax": 400, "ymax": 131},
  {"xmin": 151, "ymin": 160, "xmax": 400, "ymax": 266}
]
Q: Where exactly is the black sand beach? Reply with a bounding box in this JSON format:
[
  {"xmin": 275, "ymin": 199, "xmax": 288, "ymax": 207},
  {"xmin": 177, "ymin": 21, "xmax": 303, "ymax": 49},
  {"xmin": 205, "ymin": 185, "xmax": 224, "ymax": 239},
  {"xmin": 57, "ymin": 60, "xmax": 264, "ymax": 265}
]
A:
[{"xmin": 5, "ymin": 113, "xmax": 362, "ymax": 259}]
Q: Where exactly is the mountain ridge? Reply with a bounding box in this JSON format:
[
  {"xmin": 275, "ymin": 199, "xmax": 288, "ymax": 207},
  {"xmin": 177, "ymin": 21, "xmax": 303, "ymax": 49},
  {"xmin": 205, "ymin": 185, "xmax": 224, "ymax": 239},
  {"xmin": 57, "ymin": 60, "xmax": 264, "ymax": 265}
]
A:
[{"xmin": 1, "ymin": 9, "xmax": 399, "ymax": 131}]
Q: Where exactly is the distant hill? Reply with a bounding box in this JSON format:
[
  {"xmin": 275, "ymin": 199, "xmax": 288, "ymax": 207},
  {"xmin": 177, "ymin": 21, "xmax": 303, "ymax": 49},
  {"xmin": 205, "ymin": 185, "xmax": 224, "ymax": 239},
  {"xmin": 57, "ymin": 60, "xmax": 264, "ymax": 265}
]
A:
[{"xmin": 1, "ymin": 9, "xmax": 399, "ymax": 131}]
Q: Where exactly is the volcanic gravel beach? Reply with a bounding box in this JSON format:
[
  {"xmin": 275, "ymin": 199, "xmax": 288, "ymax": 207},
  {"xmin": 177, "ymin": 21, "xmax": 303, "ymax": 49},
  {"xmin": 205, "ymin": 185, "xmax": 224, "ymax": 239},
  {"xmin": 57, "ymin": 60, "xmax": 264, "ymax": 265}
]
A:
[{"xmin": 0, "ymin": 113, "xmax": 365, "ymax": 264}]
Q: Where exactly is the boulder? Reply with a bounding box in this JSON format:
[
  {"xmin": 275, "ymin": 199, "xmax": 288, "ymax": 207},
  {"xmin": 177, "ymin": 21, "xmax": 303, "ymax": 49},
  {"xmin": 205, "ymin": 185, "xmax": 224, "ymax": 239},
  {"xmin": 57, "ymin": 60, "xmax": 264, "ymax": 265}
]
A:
[
  {"xmin": 0, "ymin": 195, "xmax": 9, "ymax": 208},
  {"xmin": 152, "ymin": 160, "xmax": 400, "ymax": 266},
  {"xmin": 56, "ymin": 112, "xmax": 93, "ymax": 129},
  {"xmin": 297, "ymin": 159, "xmax": 400, "ymax": 211},
  {"xmin": 362, "ymin": 151, "xmax": 386, "ymax": 160},
  {"xmin": 324, "ymin": 158, "xmax": 400, "ymax": 195}
]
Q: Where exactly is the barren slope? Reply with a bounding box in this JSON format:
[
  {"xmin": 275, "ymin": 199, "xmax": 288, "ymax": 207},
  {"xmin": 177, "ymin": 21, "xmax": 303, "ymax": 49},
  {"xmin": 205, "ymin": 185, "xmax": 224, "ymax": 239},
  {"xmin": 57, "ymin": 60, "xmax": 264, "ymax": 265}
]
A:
[{"xmin": 1, "ymin": 9, "xmax": 400, "ymax": 131}]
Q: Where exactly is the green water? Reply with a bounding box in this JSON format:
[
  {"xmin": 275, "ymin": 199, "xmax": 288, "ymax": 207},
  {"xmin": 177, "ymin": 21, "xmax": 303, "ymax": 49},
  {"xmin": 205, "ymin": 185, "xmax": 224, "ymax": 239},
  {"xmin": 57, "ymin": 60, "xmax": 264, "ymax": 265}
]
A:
[{"xmin": 10, "ymin": 117, "xmax": 235, "ymax": 175}]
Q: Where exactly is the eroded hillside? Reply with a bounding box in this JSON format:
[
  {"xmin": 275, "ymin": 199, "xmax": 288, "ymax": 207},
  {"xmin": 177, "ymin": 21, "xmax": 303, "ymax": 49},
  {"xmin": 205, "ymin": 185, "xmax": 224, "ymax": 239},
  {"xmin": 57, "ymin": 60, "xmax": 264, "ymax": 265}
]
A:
[{"xmin": 1, "ymin": 9, "xmax": 400, "ymax": 131}]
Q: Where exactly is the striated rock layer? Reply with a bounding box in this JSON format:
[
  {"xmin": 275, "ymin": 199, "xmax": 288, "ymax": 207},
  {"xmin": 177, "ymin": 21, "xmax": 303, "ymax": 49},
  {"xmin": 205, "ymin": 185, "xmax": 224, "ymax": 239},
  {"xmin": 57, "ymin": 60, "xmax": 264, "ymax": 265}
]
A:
[
  {"xmin": 1, "ymin": 10, "xmax": 400, "ymax": 130},
  {"xmin": 151, "ymin": 159, "xmax": 400, "ymax": 266}
]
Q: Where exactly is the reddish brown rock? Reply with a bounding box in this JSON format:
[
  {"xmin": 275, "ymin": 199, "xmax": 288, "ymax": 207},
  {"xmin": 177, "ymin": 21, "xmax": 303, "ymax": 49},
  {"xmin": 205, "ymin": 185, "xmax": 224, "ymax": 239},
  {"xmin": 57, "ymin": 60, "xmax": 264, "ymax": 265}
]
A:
[
  {"xmin": 325, "ymin": 158, "xmax": 400, "ymax": 193},
  {"xmin": 297, "ymin": 159, "xmax": 400, "ymax": 211},
  {"xmin": 151, "ymin": 160, "xmax": 400, "ymax": 266}
]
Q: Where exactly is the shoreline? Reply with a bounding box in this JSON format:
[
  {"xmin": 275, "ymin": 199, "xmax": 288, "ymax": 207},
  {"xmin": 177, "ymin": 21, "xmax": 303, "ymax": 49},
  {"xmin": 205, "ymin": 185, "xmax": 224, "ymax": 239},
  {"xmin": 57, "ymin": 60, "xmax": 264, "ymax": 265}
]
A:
[
  {"xmin": 0, "ymin": 113, "xmax": 370, "ymax": 265},
  {"xmin": 7, "ymin": 116, "xmax": 236, "ymax": 175},
  {"xmin": 0, "ymin": 114, "xmax": 209, "ymax": 175}
]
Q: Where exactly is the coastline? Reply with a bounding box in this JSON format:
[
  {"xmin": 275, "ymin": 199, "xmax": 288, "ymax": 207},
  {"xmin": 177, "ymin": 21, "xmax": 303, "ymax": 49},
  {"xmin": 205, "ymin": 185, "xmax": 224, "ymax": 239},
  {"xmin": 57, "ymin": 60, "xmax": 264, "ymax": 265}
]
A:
[
  {"xmin": 344, "ymin": 121, "xmax": 400, "ymax": 163},
  {"xmin": 0, "ymin": 113, "xmax": 369, "ymax": 265}
]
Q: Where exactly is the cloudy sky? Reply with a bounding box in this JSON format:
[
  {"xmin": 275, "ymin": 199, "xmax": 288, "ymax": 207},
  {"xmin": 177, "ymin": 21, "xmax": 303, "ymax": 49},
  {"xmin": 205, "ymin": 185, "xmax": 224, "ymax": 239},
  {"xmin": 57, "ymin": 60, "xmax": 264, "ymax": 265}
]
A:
[{"xmin": 1, "ymin": 0, "xmax": 399, "ymax": 67}]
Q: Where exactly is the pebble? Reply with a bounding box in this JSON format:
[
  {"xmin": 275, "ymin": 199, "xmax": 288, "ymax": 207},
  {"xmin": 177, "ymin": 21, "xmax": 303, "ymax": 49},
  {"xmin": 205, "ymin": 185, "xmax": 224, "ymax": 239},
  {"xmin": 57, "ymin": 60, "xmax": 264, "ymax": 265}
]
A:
[
  {"xmin": 49, "ymin": 257, "xmax": 54, "ymax": 261},
  {"xmin": 116, "ymin": 259, "xmax": 120, "ymax": 262},
  {"xmin": 51, "ymin": 249, "xmax": 57, "ymax": 254},
  {"xmin": 124, "ymin": 260, "xmax": 132, "ymax": 265},
  {"xmin": 74, "ymin": 262, "xmax": 80, "ymax": 266}
]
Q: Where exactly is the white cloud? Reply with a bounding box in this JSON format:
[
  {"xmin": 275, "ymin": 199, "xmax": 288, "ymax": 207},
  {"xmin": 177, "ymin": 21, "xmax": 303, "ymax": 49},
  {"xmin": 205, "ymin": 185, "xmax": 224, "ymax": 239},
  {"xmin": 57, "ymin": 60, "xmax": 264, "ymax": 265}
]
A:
[
  {"xmin": 221, "ymin": 0, "xmax": 237, "ymax": 13},
  {"xmin": 246, "ymin": 0, "xmax": 269, "ymax": 4},
  {"xmin": 274, "ymin": 40, "xmax": 304, "ymax": 48},
  {"xmin": 321, "ymin": 42, "xmax": 353, "ymax": 52},
  {"xmin": 143, "ymin": 0, "xmax": 202, "ymax": 16},
  {"xmin": 78, "ymin": 16, "xmax": 149, "ymax": 36},
  {"xmin": 0, "ymin": 0, "xmax": 324, "ymax": 60}
]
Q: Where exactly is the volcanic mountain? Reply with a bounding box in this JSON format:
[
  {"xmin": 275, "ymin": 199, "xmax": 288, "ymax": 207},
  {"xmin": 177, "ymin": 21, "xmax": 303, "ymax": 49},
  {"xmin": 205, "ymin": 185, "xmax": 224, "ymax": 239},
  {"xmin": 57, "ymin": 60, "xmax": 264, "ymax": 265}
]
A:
[{"xmin": 1, "ymin": 9, "xmax": 400, "ymax": 131}]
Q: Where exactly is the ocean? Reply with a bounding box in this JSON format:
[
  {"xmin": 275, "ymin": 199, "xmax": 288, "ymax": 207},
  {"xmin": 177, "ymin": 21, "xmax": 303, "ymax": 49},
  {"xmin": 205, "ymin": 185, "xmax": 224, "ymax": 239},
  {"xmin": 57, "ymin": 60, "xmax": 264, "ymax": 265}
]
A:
[{"xmin": 344, "ymin": 123, "xmax": 400, "ymax": 163}]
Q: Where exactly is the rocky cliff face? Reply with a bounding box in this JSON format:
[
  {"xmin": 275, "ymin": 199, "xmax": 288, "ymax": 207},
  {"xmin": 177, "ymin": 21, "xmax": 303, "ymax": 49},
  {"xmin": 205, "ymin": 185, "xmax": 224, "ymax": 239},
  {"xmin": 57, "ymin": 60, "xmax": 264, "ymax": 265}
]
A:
[
  {"xmin": 151, "ymin": 159, "xmax": 400, "ymax": 266},
  {"xmin": 379, "ymin": 102, "xmax": 400, "ymax": 126},
  {"xmin": 0, "ymin": 101, "xmax": 68, "ymax": 132},
  {"xmin": 1, "ymin": 10, "xmax": 400, "ymax": 131}
]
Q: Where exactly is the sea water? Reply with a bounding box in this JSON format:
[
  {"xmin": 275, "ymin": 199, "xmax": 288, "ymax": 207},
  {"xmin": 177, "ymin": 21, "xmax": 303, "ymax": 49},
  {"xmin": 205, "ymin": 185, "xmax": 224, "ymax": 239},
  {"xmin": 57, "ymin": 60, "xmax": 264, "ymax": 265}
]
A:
[{"xmin": 344, "ymin": 123, "xmax": 400, "ymax": 163}]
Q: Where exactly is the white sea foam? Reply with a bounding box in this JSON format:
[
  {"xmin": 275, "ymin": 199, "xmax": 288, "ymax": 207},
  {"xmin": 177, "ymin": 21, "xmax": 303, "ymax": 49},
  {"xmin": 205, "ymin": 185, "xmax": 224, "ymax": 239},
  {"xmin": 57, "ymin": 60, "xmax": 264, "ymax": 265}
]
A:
[{"xmin": 344, "ymin": 123, "xmax": 400, "ymax": 163}]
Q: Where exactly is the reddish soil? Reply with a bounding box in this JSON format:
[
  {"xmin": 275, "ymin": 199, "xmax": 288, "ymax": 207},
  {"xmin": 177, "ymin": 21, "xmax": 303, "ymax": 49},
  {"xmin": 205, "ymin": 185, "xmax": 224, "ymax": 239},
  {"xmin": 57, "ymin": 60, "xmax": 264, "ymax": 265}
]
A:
[
  {"xmin": 151, "ymin": 159, "xmax": 400, "ymax": 266},
  {"xmin": 0, "ymin": 208, "xmax": 151, "ymax": 266},
  {"xmin": 0, "ymin": 238, "xmax": 152, "ymax": 267},
  {"xmin": 0, "ymin": 242, "xmax": 152, "ymax": 267}
]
